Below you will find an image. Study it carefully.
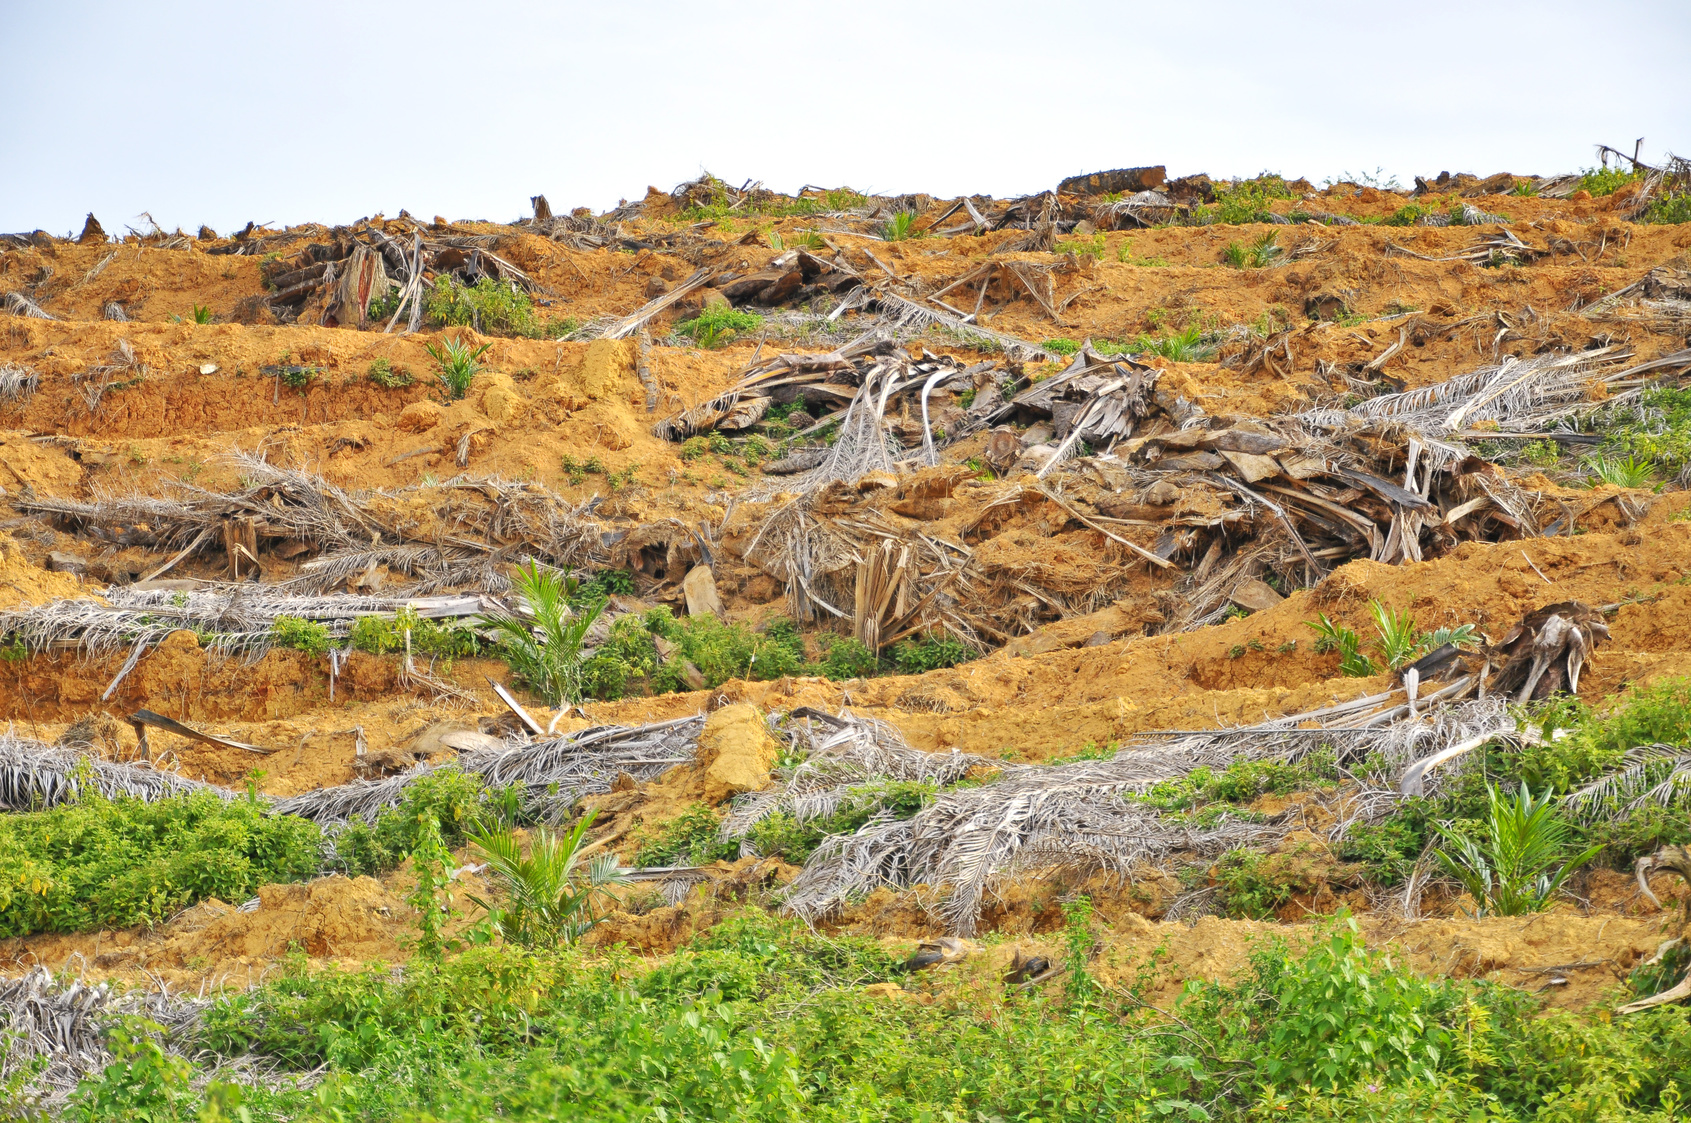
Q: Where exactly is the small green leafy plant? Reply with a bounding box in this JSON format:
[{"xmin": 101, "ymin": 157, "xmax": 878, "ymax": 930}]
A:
[
  {"xmin": 467, "ymin": 809, "xmax": 628, "ymax": 946},
  {"xmin": 676, "ymin": 305, "xmax": 762, "ymax": 349},
  {"xmin": 479, "ymin": 562, "xmax": 602, "ymax": 706},
  {"xmin": 1433, "ymin": 782, "xmax": 1600, "ymax": 916},
  {"xmin": 367, "ymin": 357, "xmax": 414, "ymax": 389},
  {"xmin": 1585, "ymin": 453, "xmax": 1657, "ymax": 488},
  {"xmin": 881, "ymin": 211, "xmax": 920, "ymax": 241},
  {"xmin": 1135, "ymin": 324, "xmax": 1211, "ymax": 362},
  {"xmin": 425, "ymin": 335, "xmax": 493, "ymax": 401},
  {"xmin": 270, "ymin": 615, "xmax": 332, "ymax": 658}
]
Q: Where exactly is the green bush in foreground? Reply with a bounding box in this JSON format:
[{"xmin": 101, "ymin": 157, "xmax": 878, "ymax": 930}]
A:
[
  {"xmin": 114, "ymin": 909, "xmax": 1689, "ymax": 1121},
  {"xmin": 0, "ymin": 792, "xmax": 321, "ymax": 937}
]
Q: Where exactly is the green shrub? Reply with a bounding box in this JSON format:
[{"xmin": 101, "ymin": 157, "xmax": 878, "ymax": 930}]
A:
[
  {"xmin": 1199, "ymin": 177, "xmax": 1294, "ymax": 225},
  {"xmin": 1645, "ymin": 191, "xmax": 1691, "ymax": 224},
  {"xmin": 890, "ymin": 632, "xmax": 971, "ymax": 675},
  {"xmin": 643, "ymin": 610, "xmax": 806, "ymax": 691},
  {"xmin": 0, "ymin": 792, "xmax": 322, "ymax": 936},
  {"xmin": 580, "ymin": 615, "xmax": 661, "ymax": 701},
  {"xmin": 676, "ymin": 306, "xmax": 762, "ymax": 348},
  {"xmin": 175, "ymin": 907, "xmax": 1691, "ymax": 1121},
  {"xmin": 349, "ymin": 607, "xmax": 480, "ymax": 660},
  {"xmin": 1381, "ymin": 203, "xmax": 1426, "ymax": 227},
  {"xmin": 367, "ymin": 357, "xmax": 414, "ymax": 389},
  {"xmin": 808, "ymin": 634, "xmax": 875, "ymax": 680},
  {"xmin": 742, "ymin": 780, "xmax": 934, "ymax": 864},
  {"xmin": 1040, "ymin": 337, "xmax": 1079, "ymax": 356},
  {"xmin": 270, "ymin": 615, "xmax": 332, "ymax": 658},
  {"xmin": 424, "ymin": 276, "xmax": 538, "ymax": 336},
  {"xmin": 1576, "ymin": 165, "xmax": 1640, "ymax": 197},
  {"xmin": 633, "ymin": 803, "xmax": 739, "ymax": 867},
  {"xmin": 330, "ymin": 768, "xmax": 508, "ymax": 877}
]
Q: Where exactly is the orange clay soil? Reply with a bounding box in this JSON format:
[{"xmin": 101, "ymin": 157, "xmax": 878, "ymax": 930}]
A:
[
  {"xmin": 7, "ymin": 858, "xmax": 1684, "ymax": 1014},
  {"xmin": 2, "ymin": 172, "xmax": 1690, "ymax": 999}
]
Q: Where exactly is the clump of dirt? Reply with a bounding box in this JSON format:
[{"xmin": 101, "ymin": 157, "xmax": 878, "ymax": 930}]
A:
[{"xmin": 0, "ymin": 868, "xmax": 486, "ymax": 991}]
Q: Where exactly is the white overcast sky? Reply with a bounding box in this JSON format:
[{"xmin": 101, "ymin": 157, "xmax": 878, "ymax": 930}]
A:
[{"xmin": 3, "ymin": 0, "xmax": 1688, "ymax": 235}]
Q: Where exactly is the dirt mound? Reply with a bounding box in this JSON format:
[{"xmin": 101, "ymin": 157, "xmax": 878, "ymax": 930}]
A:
[{"xmin": 0, "ymin": 873, "xmax": 449, "ymax": 991}]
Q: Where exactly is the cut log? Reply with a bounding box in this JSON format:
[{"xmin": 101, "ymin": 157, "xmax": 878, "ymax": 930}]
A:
[{"xmin": 683, "ymin": 565, "xmax": 724, "ymax": 617}]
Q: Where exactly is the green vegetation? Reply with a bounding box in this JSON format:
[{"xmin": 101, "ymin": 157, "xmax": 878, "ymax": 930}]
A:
[
  {"xmin": 424, "ymin": 276, "xmax": 539, "ymax": 336},
  {"xmin": 1576, "ymin": 165, "xmax": 1640, "ymax": 197},
  {"xmin": 1117, "ymin": 244, "xmax": 1170, "ymax": 266},
  {"xmin": 425, "ymin": 335, "xmax": 493, "ymax": 401},
  {"xmin": 479, "ymin": 562, "xmax": 602, "ymax": 706},
  {"xmin": 889, "ymin": 632, "xmax": 971, "ymax": 675},
  {"xmin": 191, "ymin": 304, "xmax": 213, "ymax": 324},
  {"xmin": 1432, "ymin": 782, "xmax": 1600, "ymax": 917},
  {"xmin": 675, "ymin": 180, "xmax": 868, "ymax": 221},
  {"xmin": 1306, "ymin": 601, "xmax": 1477, "ymax": 677},
  {"xmin": 104, "ymin": 908, "xmax": 1685, "ymax": 1121},
  {"xmin": 366, "ymin": 357, "xmax": 414, "ymax": 389},
  {"xmin": 0, "ymin": 791, "xmax": 321, "ymax": 936},
  {"xmin": 1598, "ymin": 384, "xmax": 1691, "ymax": 476},
  {"xmin": 1645, "ymin": 191, "xmax": 1691, "ymax": 224},
  {"xmin": 1585, "ymin": 453, "xmax": 1657, "ymax": 488},
  {"xmin": 1196, "ymin": 175, "xmax": 1296, "ymax": 225},
  {"xmin": 1040, "ymin": 337, "xmax": 1079, "ymax": 356},
  {"xmin": 330, "ymin": 769, "xmax": 517, "ymax": 878},
  {"xmin": 1053, "ymin": 233, "xmax": 1105, "ymax": 259},
  {"xmin": 1135, "ymin": 323, "xmax": 1213, "ymax": 362},
  {"xmin": 571, "ymin": 613, "xmax": 977, "ymax": 702},
  {"xmin": 881, "ymin": 210, "xmax": 920, "ymax": 241},
  {"xmin": 467, "ymin": 810, "xmax": 627, "ymax": 946},
  {"xmin": 1380, "ymin": 202, "xmax": 1426, "ymax": 227},
  {"xmin": 741, "ymin": 781, "xmax": 934, "ymax": 865},
  {"xmin": 349, "ymin": 606, "xmax": 480, "ymax": 660},
  {"xmin": 270, "ymin": 615, "xmax": 332, "ymax": 658},
  {"xmin": 676, "ymin": 305, "xmax": 762, "ymax": 348},
  {"xmin": 632, "ymin": 803, "xmax": 739, "ymax": 867},
  {"xmin": 1224, "ymin": 231, "xmax": 1281, "ymax": 268},
  {"xmin": 279, "ymin": 364, "xmax": 317, "ymax": 393}
]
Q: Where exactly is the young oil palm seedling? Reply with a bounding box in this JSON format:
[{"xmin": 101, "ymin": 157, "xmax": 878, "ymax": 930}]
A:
[
  {"xmin": 1247, "ymin": 230, "xmax": 1282, "ymax": 268},
  {"xmin": 424, "ymin": 335, "xmax": 493, "ymax": 401},
  {"xmin": 1584, "ymin": 454, "xmax": 1656, "ymax": 489},
  {"xmin": 478, "ymin": 561, "xmax": 601, "ymax": 705},
  {"xmin": 1433, "ymin": 782, "xmax": 1599, "ymax": 917},
  {"xmin": 466, "ymin": 808, "xmax": 628, "ymax": 946},
  {"xmin": 1135, "ymin": 324, "xmax": 1211, "ymax": 363},
  {"xmin": 882, "ymin": 210, "xmax": 920, "ymax": 241}
]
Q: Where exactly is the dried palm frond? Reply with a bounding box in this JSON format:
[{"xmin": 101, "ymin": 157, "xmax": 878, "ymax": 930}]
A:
[
  {"xmin": 101, "ymin": 300, "xmax": 128, "ymax": 322},
  {"xmin": 275, "ymin": 715, "xmax": 703, "ymax": 826},
  {"xmin": 2, "ymin": 292, "xmax": 55, "ymax": 320},
  {"xmin": 721, "ymin": 710, "xmax": 986, "ymax": 841},
  {"xmin": 0, "ymin": 967, "xmax": 211, "ymax": 1097},
  {"xmin": 1299, "ymin": 348, "xmax": 1632, "ymax": 442},
  {"xmin": 0, "ymin": 734, "xmax": 222, "ymax": 811},
  {"xmin": 0, "ymin": 362, "xmax": 38, "ymax": 402},
  {"xmin": 1565, "ymin": 744, "xmax": 1691, "ymax": 820},
  {"xmin": 871, "ymin": 292, "xmax": 1053, "ymax": 361},
  {"xmin": 776, "ymin": 700, "xmax": 1514, "ymax": 933}
]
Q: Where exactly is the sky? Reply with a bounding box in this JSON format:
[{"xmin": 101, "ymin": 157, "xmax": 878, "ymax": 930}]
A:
[{"xmin": 2, "ymin": 0, "xmax": 1688, "ymax": 236}]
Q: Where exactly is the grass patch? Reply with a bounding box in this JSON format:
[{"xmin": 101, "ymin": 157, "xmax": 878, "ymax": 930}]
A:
[
  {"xmin": 676, "ymin": 305, "xmax": 762, "ymax": 348},
  {"xmin": 0, "ymin": 791, "xmax": 322, "ymax": 936}
]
